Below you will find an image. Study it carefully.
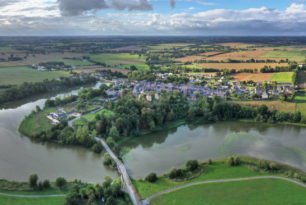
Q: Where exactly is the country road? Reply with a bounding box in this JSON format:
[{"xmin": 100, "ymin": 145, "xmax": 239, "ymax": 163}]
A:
[
  {"xmin": 147, "ymin": 176, "xmax": 306, "ymax": 201},
  {"xmin": 96, "ymin": 137, "xmax": 141, "ymax": 205},
  {"xmin": 0, "ymin": 193, "xmax": 65, "ymax": 198}
]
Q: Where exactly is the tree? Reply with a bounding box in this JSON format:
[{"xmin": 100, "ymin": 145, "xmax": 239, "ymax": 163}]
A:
[
  {"xmin": 56, "ymin": 177, "xmax": 67, "ymax": 189},
  {"xmin": 227, "ymin": 156, "xmax": 241, "ymax": 166},
  {"xmin": 145, "ymin": 173, "xmax": 158, "ymax": 183},
  {"xmin": 186, "ymin": 160, "xmax": 199, "ymax": 172},
  {"xmin": 43, "ymin": 180, "xmax": 50, "ymax": 189},
  {"xmin": 109, "ymin": 126, "xmax": 120, "ymax": 140},
  {"xmin": 29, "ymin": 174, "xmax": 38, "ymax": 188}
]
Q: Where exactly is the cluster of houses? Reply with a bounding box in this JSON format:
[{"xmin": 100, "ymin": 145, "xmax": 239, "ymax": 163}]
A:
[
  {"xmin": 133, "ymin": 81, "xmax": 228, "ymax": 100},
  {"xmin": 132, "ymin": 79, "xmax": 295, "ymax": 101}
]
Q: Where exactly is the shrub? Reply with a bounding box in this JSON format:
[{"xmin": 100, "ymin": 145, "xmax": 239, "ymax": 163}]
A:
[
  {"xmin": 29, "ymin": 174, "xmax": 38, "ymax": 189},
  {"xmin": 145, "ymin": 173, "xmax": 158, "ymax": 183},
  {"xmin": 186, "ymin": 160, "xmax": 199, "ymax": 172},
  {"xmin": 227, "ymin": 156, "xmax": 241, "ymax": 166},
  {"xmin": 43, "ymin": 180, "xmax": 50, "ymax": 189},
  {"xmin": 207, "ymin": 159, "xmax": 213, "ymax": 165},
  {"xmin": 56, "ymin": 177, "xmax": 67, "ymax": 189},
  {"xmin": 169, "ymin": 168, "xmax": 185, "ymax": 179}
]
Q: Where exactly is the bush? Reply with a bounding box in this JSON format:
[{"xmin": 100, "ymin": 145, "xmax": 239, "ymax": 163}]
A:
[
  {"xmin": 186, "ymin": 160, "xmax": 199, "ymax": 172},
  {"xmin": 169, "ymin": 168, "xmax": 185, "ymax": 179},
  {"xmin": 227, "ymin": 156, "xmax": 241, "ymax": 166},
  {"xmin": 91, "ymin": 142, "xmax": 103, "ymax": 153},
  {"xmin": 145, "ymin": 173, "xmax": 158, "ymax": 183},
  {"xmin": 29, "ymin": 174, "xmax": 38, "ymax": 189},
  {"xmin": 56, "ymin": 177, "xmax": 67, "ymax": 189},
  {"xmin": 207, "ymin": 159, "xmax": 213, "ymax": 165}
]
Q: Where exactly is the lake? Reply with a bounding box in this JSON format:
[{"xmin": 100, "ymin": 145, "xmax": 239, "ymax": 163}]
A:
[
  {"xmin": 122, "ymin": 122, "xmax": 306, "ymax": 179},
  {"xmin": 0, "ymin": 83, "xmax": 117, "ymax": 183}
]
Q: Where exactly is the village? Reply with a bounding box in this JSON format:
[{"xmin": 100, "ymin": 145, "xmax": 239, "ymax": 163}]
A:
[{"xmin": 47, "ymin": 70, "xmax": 295, "ymax": 125}]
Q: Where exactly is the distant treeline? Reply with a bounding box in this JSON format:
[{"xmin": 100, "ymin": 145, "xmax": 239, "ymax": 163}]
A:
[{"xmin": 0, "ymin": 75, "xmax": 97, "ymax": 105}]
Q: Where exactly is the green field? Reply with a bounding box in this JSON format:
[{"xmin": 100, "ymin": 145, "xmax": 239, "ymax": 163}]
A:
[
  {"xmin": 119, "ymin": 63, "xmax": 149, "ymax": 70},
  {"xmin": 0, "ymin": 196, "xmax": 65, "ymax": 205},
  {"xmin": 151, "ymin": 178, "xmax": 306, "ymax": 205},
  {"xmin": 134, "ymin": 162, "xmax": 267, "ymax": 199},
  {"xmin": 149, "ymin": 43, "xmax": 192, "ymax": 50},
  {"xmin": 89, "ymin": 53, "xmax": 146, "ymax": 68},
  {"xmin": 19, "ymin": 108, "xmax": 55, "ymax": 137},
  {"xmin": 0, "ymin": 67, "xmax": 70, "ymax": 86},
  {"xmin": 270, "ymin": 72, "xmax": 294, "ymax": 83},
  {"xmin": 262, "ymin": 50, "xmax": 306, "ymax": 62},
  {"xmin": 57, "ymin": 58, "xmax": 94, "ymax": 67}
]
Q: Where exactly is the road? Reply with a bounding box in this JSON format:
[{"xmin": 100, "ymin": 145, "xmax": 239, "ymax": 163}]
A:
[
  {"xmin": 96, "ymin": 137, "xmax": 141, "ymax": 205},
  {"xmin": 147, "ymin": 176, "xmax": 306, "ymax": 201},
  {"xmin": 0, "ymin": 193, "xmax": 65, "ymax": 198}
]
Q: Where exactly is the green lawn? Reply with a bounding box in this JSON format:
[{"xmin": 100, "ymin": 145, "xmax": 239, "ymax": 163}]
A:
[
  {"xmin": 134, "ymin": 162, "xmax": 267, "ymax": 199},
  {"xmin": 19, "ymin": 108, "xmax": 55, "ymax": 137},
  {"xmin": 0, "ymin": 196, "xmax": 65, "ymax": 205},
  {"xmin": 151, "ymin": 178, "xmax": 306, "ymax": 205},
  {"xmin": 0, "ymin": 67, "xmax": 70, "ymax": 86},
  {"xmin": 270, "ymin": 72, "xmax": 294, "ymax": 83},
  {"xmin": 89, "ymin": 53, "xmax": 146, "ymax": 68},
  {"xmin": 74, "ymin": 109, "xmax": 114, "ymax": 126},
  {"xmin": 262, "ymin": 50, "xmax": 306, "ymax": 62}
]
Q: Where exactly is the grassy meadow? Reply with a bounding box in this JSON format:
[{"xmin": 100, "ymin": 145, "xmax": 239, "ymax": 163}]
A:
[
  {"xmin": 0, "ymin": 196, "xmax": 65, "ymax": 205},
  {"xmin": 89, "ymin": 53, "xmax": 147, "ymax": 68},
  {"xmin": 134, "ymin": 161, "xmax": 267, "ymax": 199},
  {"xmin": 151, "ymin": 178, "xmax": 306, "ymax": 205},
  {"xmin": 0, "ymin": 67, "xmax": 70, "ymax": 86}
]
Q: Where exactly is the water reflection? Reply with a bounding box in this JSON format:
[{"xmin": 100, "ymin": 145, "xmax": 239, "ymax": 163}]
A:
[{"xmin": 122, "ymin": 122, "xmax": 306, "ymax": 179}]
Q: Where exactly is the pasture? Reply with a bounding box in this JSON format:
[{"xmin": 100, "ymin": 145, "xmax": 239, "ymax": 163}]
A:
[
  {"xmin": 151, "ymin": 178, "xmax": 306, "ymax": 205},
  {"xmin": 262, "ymin": 50, "xmax": 306, "ymax": 62},
  {"xmin": 149, "ymin": 43, "xmax": 192, "ymax": 50},
  {"xmin": 204, "ymin": 50, "xmax": 273, "ymax": 61},
  {"xmin": 269, "ymin": 72, "xmax": 294, "ymax": 83},
  {"xmin": 0, "ymin": 67, "xmax": 70, "ymax": 86},
  {"xmin": 57, "ymin": 58, "xmax": 94, "ymax": 67},
  {"xmin": 89, "ymin": 53, "xmax": 147, "ymax": 68},
  {"xmin": 198, "ymin": 63, "xmax": 289, "ymax": 71}
]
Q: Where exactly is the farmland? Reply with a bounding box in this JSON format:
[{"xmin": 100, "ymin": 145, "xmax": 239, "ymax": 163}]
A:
[
  {"xmin": 232, "ymin": 73, "xmax": 274, "ymax": 82},
  {"xmin": 232, "ymin": 72, "xmax": 294, "ymax": 83},
  {"xmin": 89, "ymin": 53, "xmax": 148, "ymax": 70},
  {"xmin": 198, "ymin": 63, "xmax": 289, "ymax": 71},
  {"xmin": 0, "ymin": 67, "xmax": 70, "ymax": 86},
  {"xmin": 204, "ymin": 50, "xmax": 275, "ymax": 61},
  {"xmin": 269, "ymin": 72, "xmax": 295, "ymax": 83},
  {"xmin": 151, "ymin": 178, "xmax": 306, "ymax": 205},
  {"xmin": 262, "ymin": 50, "xmax": 306, "ymax": 62}
]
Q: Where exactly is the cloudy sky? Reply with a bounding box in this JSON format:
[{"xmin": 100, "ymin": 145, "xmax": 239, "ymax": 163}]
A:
[{"xmin": 1, "ymin": 0, "xmax": 306, "ymax": 35}]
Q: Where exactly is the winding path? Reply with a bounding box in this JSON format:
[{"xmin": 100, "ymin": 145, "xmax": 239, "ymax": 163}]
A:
[
  {"xmin": 0, "ymin": 193, "xmax": 65, "ymax": 198},
  {"xmin": 147, "ymin": 176, "xmax": 306, "ymax": 201},
  {"xmin": 96, "ymin": 137, "xmax": 141, "ymax": 205}
]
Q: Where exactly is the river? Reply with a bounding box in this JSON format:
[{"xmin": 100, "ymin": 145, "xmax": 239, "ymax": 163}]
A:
[
  {"xmin": 122, "ymin": 122, "xmax": 306, "ymax": 179},
  {"xmin": 0, "ymin": 83, "xmax": 117, "ymax": 183}
]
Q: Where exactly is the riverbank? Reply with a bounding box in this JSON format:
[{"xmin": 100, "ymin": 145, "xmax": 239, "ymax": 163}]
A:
[{"xmin": 133, "ymin": 156, "xmax": 306, "ymax": 204}]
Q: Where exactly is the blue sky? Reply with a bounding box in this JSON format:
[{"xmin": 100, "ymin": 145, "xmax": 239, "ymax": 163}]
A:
[{"xmin": 0, "ymin": 0, "xmax": 306, "ymax": 35}]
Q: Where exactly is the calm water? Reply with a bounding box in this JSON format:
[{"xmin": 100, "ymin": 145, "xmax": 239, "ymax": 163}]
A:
[
  {"xmin": 0, "ymin": 83, "xmax": 117, "ymax": 182},
  {"xmin": 122, "ymin": 122, "xmax": 306, "ymax": 179}
]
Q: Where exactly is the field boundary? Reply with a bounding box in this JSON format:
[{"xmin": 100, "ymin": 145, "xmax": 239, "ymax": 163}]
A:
[{"xmin": 146, "ymin": 176, "xmax": 306, "ymax": 201}]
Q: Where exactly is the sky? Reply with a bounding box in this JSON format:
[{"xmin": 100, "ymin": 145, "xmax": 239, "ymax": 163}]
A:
[{"xmin": 0, "ymin": 0, "xmax": 306, "ymax": 36}]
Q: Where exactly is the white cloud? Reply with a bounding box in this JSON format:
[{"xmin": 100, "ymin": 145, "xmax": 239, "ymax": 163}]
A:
[{"xmin": 0, "ymin": 3, "xmax": 306, "ymax": 35}]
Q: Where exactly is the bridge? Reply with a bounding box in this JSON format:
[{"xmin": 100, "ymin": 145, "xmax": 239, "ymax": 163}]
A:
[{"xmin": 96, "ymin": 137, "xmax": 142, "ymax": 205}]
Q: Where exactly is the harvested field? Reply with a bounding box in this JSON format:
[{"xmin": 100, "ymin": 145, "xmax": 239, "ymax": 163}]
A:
[
  {"xmin": 198, "ymin": 63, "xmax": 289, "ymax": 71},
  {"xmin": 237, "ymin": 101, "xmax": 297, "ymax": 114},
  {"xmin": 204, "ymin": 50, "xmax": 279, "ymax": 61},
  {"xmin": 75, "ymin": 66, "xmax": 130, "ymax": 74},
  {"xmin": 176, "ymin": 56, "xmax": 204, "ymax": 62},
  {"xmin": 232, "ymin": 73, "xmax": 274, "ymax": 82},
  {"xmin": 201, "ymin": 51, "xmax": 223, "ymax": 56}
]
